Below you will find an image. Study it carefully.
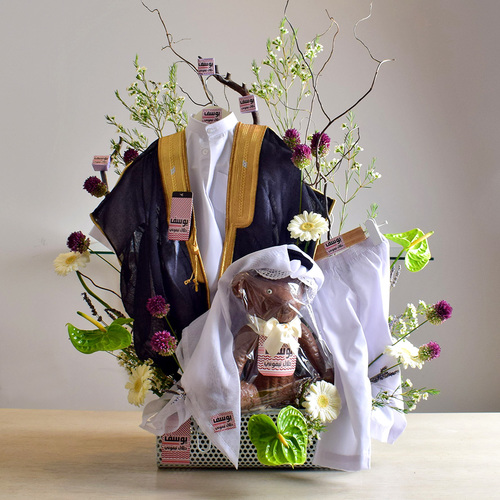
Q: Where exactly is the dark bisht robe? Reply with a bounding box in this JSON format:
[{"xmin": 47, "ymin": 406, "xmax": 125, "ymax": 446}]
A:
[{"xmin": 91, "ymin": 123, "xmax": 332, "ymax": 377}]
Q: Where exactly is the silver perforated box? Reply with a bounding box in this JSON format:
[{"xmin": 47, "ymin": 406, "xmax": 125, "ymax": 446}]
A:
[{"xmin": 156, "ymin": 410, "xmax": 321, "ymax": 469}]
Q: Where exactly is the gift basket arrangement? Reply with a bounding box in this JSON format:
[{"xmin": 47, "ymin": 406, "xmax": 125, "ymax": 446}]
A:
[{"xmin": 55, "ymin": 4, "xmax": 452, "ymax": 471}]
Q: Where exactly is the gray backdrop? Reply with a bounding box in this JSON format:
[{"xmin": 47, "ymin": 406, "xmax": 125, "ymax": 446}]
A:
[{"xmin": 1, "ymin": 0, "xmax": 497, "ymax": 413}]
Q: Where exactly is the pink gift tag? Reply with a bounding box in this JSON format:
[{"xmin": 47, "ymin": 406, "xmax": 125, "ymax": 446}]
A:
[
  {"xmin": 202, "ymin": 107, "xmax": 223, "ymax": 123},
  {"xmin": 323, "ymin": 235, "xmax": 346, "ymax": 256},
  {"xmin": 160, "ymin": 419, "xmax": 191, "ymax": 465},
  {"xmin": 168, "ymin": 192, "xmax": 193, "ymax": 241},
  {"xmin": 257, "ymin": 336, "xmax": 296, "ymax": 376},
  {"xmin": 92, "ymin": 155, "xmax": 111, "ymax": 171},
  {"xmin": 239, "ymin": 94, "xmax": 258, "ymax": 114},
  {"xmin": 211, "ymin": 411, "xmax": 237, "ymax": 433},
  {"xmin": 198, "ymin": 58, "xmax": 215, "ymax": 75}
]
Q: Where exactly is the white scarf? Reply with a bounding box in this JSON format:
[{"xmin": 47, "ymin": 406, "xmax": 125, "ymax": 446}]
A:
[{"xmin": 141, "ymin": 244, "xmax": 324, "ymax": 469}]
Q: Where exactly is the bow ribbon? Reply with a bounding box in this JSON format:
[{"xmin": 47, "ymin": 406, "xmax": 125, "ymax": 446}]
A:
[{"xmin": 248, "ymin": 316, "xmax": 302, "ymax": 357}]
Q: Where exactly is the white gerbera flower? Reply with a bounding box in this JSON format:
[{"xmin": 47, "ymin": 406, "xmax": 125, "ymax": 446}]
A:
[
  {"xmin": 384, "ymin": 339, "xmax": 424, "ymax": 369},
  {"xmin": 53, "ymin": 251, "xmax": 90, "ymax": 276},
  {"xmin": 125, "ymin": 365, "xmax": 153, "ymax": 407},
  {"xmin": 287, "ymin": 211, "xmax": 329, "ymax": 242},
  {"xmin": 303, "ymin": 380, "xmax": 342, "ymax": 423}
]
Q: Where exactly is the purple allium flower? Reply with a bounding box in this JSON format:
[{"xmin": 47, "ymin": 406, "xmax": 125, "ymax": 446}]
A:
[
  {"xmin": 418, "ymin": 341, "xmax": 441, "ymax": 361},
  {"xmin": 291, "ymin": 144, "xmax": 312, "ymax": 170},
  {"xmin": 123, "ymin": 148, "xmax": 139, "ymax": 165},
  {"xmin": 310, "ymin": 132, "xmax": 331, "ymax": 158},
  {"xmin": 83, "ymin": 176, "xmax": 107, "ymax": 197},
  {"xmin": 66, "ymin": 231, "xmax": 90, "ymax": 253},
  {"xmin": 426, "ymin": 300, "xmax": 453, "ymax": 325},
  {"xmin": 150, "ymin": 330, "xmax": 177, "ymax": 357},
  {"xmin": 146, "ymin": 295, "xmax": 170, "ymax": 319},
  {"xmin": 283, "ymin": 129, "xmax": 301, "ymax": 151}
]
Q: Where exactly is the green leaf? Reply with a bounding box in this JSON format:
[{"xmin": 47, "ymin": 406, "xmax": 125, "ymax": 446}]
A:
[
  {"xmin": 247, "ymin": 406, "xmax": 308, "ymax": 467},
  {"xmin": 385, "ymin": 228, "xmax": 432, "ymax": 272},
  {"xmin": 67, "ymin": 319, "xmax": 132, "ymax": 354}
]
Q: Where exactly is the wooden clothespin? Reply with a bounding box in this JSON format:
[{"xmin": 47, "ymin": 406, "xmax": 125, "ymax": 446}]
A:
[
  {"xmin": 314, "ymin": 226, "xmax": 367, "ymax": 261},
  {"xmin": 314, "ymin": 219, "xmax": 385, "ymax": 261}
]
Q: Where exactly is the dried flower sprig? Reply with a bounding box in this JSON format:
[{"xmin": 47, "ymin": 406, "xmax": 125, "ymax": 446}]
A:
[
  {"xmin": 105, "ymin": 56, "xmax": 187, "ymax": 173},
  {"xmin": 372, "ymin": 379, "xmax": 440, "ymax": 414},
  {"xmin": 250, "ymin": 19, "xmax": 325, "ymax": 135},
  {"xmin": 369, "ymin": 300, "xmax": 451, "ymax": 410},
  {"xmin": 81, "ymin": 292, "xmax": 102, "ymax": 323},
  {"xmin": 329, "ymin": 113, "xmax": 381, "ymax": 234},
  {"xmin": 284, "ymin": 113, "xmax": 381, "ymax": 236}
]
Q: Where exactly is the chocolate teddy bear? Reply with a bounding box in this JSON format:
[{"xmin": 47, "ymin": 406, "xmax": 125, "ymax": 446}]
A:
[{"xmin": 231, "ymin": 269, "xmax": 334, "ymax": 412}]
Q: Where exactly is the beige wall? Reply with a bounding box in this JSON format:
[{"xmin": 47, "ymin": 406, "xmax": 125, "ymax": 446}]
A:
[{"xmin": 1, "ymin": 0, "xmax": 498, "ymax": 412}]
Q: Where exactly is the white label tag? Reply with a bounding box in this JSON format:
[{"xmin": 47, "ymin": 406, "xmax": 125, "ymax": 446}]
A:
[
  {"xmin": 198, "ymin": 58, "xmax": 215, "ymax": 75},
  {"xmin": 160, "ymin": 419, "xmax": 191, "ymax": 465},
  {"xmin": 211, "ymin": 411, "xmax": 236, "ymax": 433},
  {"xmin": 257, "ymin": 336, "xmax": 296, "ymax": 377},
  {"xmin": 239, "ymin": 94, "xmax": 258, "ymax": 113},
  {"xmin": 323, "ymin": 235, "xmax": 346, "ymax": 256},
  {"xmin": 168, "ymin": 192, "xmax": 193, "ymax": 241},
  {"xmin": 92, "ymin": 155, "xmax": 110, "ymax": 171},
  {"xmin": 202, "ymin": 108, "xmax": 223, "ymax": 123}
]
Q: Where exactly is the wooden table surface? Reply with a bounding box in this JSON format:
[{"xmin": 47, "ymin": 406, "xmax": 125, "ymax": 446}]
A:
[{"xmin": 0, "ymin": 409, "xmax": 498, "ymax": 499}]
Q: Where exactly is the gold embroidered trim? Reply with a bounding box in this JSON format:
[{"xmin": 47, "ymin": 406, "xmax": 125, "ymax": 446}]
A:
[
  {"xmin": 158, "ymin": 132, "xmax": 208, "ymax": 302},
  {"xmin": 219, "ymin": 123, "xmax": 267, "ymax": 278}
]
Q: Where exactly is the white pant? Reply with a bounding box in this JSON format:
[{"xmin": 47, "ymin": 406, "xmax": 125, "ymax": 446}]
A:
[{"xmin": 312, "ymin": 237, "xmax": 406, "ymax": 471}]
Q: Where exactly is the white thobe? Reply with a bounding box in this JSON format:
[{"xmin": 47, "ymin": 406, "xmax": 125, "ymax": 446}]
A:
[{"xmin": 185, "ymin": 111, "xmax": 238, "ymax": 298}]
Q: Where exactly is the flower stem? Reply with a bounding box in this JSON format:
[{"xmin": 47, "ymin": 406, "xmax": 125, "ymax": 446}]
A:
[
  {"xmin": 172, "ymin": 355, "xmax": 183, "ymax": 373},
  {"xmin": 89, "ymin": 249, "xmax": 121, "ymax": 273},
  {"xmin": 390, "ymin": 247, "xmax": 406, "ymax": 270},
  {"xmin": 299, "ymin": 168, "xmax": 304, "ymax": 213},
  {"xmin": 368, "ymin": 352, "xmax": 384, "ymax": 368},
  {"xmin": 393, "ymin": 320, "xmax": 428, "ymax": 346},
  {"xmin": 76, "ymin": 271, "xmax": 112, "ymax": 310},
  {"xmin": 165, "ymin": 317, "xmax": 178, "ymax": 340}
]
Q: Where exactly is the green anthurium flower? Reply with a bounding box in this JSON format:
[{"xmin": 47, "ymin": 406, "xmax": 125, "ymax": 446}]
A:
[
  {"xmin": 385, "ymin": 229, "xmax": 433, "ymax": 273},
  {"xmin": 67, "ymin": 314, "xmax": 133, "ymax": 354},
  {"xmin": 248, "ymin": 406, "xmax": 309, "ymax": 467}
]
